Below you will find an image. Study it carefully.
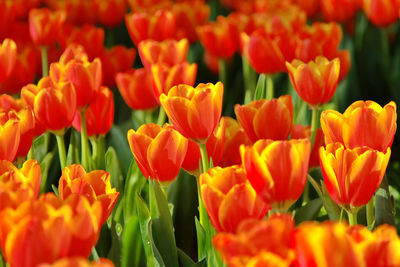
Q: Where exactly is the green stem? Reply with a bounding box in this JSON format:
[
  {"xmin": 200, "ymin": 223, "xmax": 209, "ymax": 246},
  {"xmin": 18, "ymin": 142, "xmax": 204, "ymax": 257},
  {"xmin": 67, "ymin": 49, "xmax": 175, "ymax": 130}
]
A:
[
  {"xmin": 80, "ymin": 110, "xmax": 90, "ymax": 171},
  {"xmin": 242, "ymin": 57, "xmax": 256, "ymax": 104},
  {"xmin": 40, "ymin": 46, "xmax": 48, "ymax": 77},
  {"xmin": 347, "ymin": 209, "xmax": 358, "ymax": 226},
  {"xmin": 366, "ymin": 196, "xmax": 375, "ymax": 227},
  {"xmin": 199, "ymin": 143, "xmax": 209, "ymax": 173},
  {"xmin": 157, "ymin": 107, "xmax": 166, "ymax": 126},
  {"xmin": 266, "ymin": 74, "xmax": 274, "ymax": 100},
  {"xmin": 302, "ymin": 182, "xmax": 309, "ymax": 205},
  {"xmin": 55, "ymin": 134, "xmax": 67, "ymax": 170},
  {"xmin": 218, "ymin": 59, "xmax": 227, "ymax": 87},
  {"xmin": 307, "ymin": 174, "xmax": 323, "ymax": 200},
  {"xmin": 310, "ymin": 108, "xmax": 320, "ymax": 147},
  {"xmin": 90, "ymin": 137, "xmax": 105, "ymax": 170},
  {"xmin": 91, "ymin": 247, "xmax": 100, "ymax": 261}
]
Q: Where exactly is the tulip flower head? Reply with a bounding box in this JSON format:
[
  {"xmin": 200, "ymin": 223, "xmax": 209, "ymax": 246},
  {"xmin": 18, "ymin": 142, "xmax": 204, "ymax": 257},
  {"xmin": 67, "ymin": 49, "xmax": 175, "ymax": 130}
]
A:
[
  {"xmin": 29, "ymin": 8, "xmax": 66, "ymax": 46},
  {"xmin": 0, "ymin": 39, "xmax": 17, "ymax": 83}
]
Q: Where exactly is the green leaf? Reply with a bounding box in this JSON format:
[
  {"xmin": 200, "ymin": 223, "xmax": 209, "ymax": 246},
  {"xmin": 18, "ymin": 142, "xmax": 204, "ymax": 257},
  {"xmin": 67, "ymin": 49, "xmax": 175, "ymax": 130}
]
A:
[
  {"xmin": 149, "ymin": 180, "xmax": 179, "ymax": 267},
  {"xmin": 177, "ymin": 248, "xmax": 195, "ymax": 267},
  {"xmin": 66, "ymin": 129, "xmax": 80, "ymax": 166},
  {"xmin": 40, "ymin": 150, "xmax": 56, "ymax": 194},
  {"xmin": 254, "ymin": 74, "xmax": 267, "ymax": 100},
  {"xmin": 124, "ymin": 159, "xmax": 146, "ymax": 220},
  {"xmin": 295, "ymin": 198, "xmax": 323, "ymax": 224},
  {"xmin": 107, "ymin": 126, "xmax": 133, "ymax": 174},
  {"xmin": 195, "ymin": 217, "xmax": 206, "ymax": 261},
  {"xmin": 122, "ymin": 216, "xmax": 142, "ymax": 267},
  {"xmin": 375, "ymin": 176, "xmax": 395, "ymax": 226},
  {"xmin": 33, "ymin": 132, "xmax": 51, "ymax": 163},
  {"xmin": 105, "ymin": 146, "xmax": 124, "ymax": 194}
]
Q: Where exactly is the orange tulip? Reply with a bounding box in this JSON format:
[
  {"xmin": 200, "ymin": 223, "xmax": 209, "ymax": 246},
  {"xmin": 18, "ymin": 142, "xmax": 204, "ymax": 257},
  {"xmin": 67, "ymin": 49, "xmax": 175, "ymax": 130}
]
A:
[
  {"xmin": 28, "ymin": 8, "xmax": 66, "ymax": 46},
  {"xmin": 363, "ymin": 0, "xmax": 400, "ymax": 27},
  {"xmin": 320, "ymin": 101, "xmax": 397, "ymax": 152},
  {"xmin": 160, "ymin": 82, "xmax": 223, "ymax": 142},
  {"xmin": 291, "ymin": 125, "xmax": 324, "ymax": 169},
  {"xmin": 320, "ymin": 0, "xmax": 358, "ymax": 22},
  {"xmin": 116, "ymin": 68, "xmax": 159, "ymax": 110},
  {"xmin": 125, "ymin": 9, "xmax": 176, "ymax": 46},
  {"xmin": 72, "ymin": 86, "xmax": 114, "ymax": 137},
  {"xmin": 0, "ymin": 2, "xmax": 17, "ymax": 37},
  {"xmin": 200, "ymin": 165, "xmax": 269, "ymax": 233},
  {"xmin": 286, "ymin": 56, "xmax": 340, "ymax": 107},
  {"xmin": 235, "ymin": 95, "xmax": 293, "ymax": 143},
  {"xmin": 127, "ymin": 123, "xmax": 188, "ymax": 182},
  {"xmin": 59, "ymin": 164, "xmax": 119, "ymax": 225},
  {"xmin": 95, "ymin": 0, "xmax": 126, "ymax": 27},
  {"xmin": 38, "ymin": 257, "xmax": 115, "ymax": 267},
  {"xmin": 213, "ymin": 214, "xmax": 295, "ymax": 266},
  {"xmin": 151, "ymin": 62, "xmax": 197, "ymax": 100},
  {"xmin": 0, "ymin": 159, "xmax": 41, "ymax": 211},
  {"xmin": 46, "ymin": 0, "xmax": 98, "ymax": 25},
  {"xmin": 33, "ymin": 81, "xmax": 77, "ymax": 134},
  {"xmin": 0, "ymin": 39, "xmax": 17, "ymax": 83},
  {"xmin": 138, "ymin": 38, "xmax": 189, "ymax": 70},
  {"xmin": 197, "ymin": 15, "xmax": 239, "ymax": 59},
  {"xmin": 241, "ymin": 139, "xmax": 310, "ymax": 211},
  {"xmin": 319, "ymin": 142, "xmax": 390, "ymax": 209},
  {"xmin": 0, "ymin": 193, "xmax": 103, "ymax": 266},
  {"xmin": 99, "ymin": 45, "xmax": 136, "ymax": 87},
  {"xmin": 0, "ymin": 111, "xmax": 20, "ymax": 162},
  {"xmin": 293, "ymin": 222, "xmax": 363, "ymax": 267}
]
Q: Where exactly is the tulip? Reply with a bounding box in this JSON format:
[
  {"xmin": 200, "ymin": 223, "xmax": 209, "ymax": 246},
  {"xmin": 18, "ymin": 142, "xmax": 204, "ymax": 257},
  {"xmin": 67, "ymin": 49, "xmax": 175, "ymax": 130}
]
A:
[
  {"xmin": 293, "ymin": 221, "xmax": 363, "ymax": 267},
  {"xmin": 213, "ymin": 214, "xmax": 295, "ymax": 266},
  {"xmin": 127, "ymin": 123, "xmax": 188, "ymax": 182},
  {"xmin": 235, "ymin": 95, "xmax": 293, "ymax": 143},
  {"xmin": 46, "ymin": 0, "xmax": 98, "ymax": 25},
  {"xmin": 28, "ymin": 8, "xmax": 66, "ymax": 46},
  {"xmin": 72, "ymin": 86, "xmax": 114, "ymax": 137},
  {"xmin": 160, "ymin": 82, "xmax": 223, "ymax": 142},
  {"xmin": 125, "ymin": 9, "xmax": 176, "ymax": 46},
  {"xmin": 38, "ymin": 257, "xmax": 116, "ymax": 267},
  {"xmin": 363, "ymin": 0, "xmax": 400, "ymax": 27},
  {"xmin": 0, "ymin": 111, "xmax": 20, "ymax": 162},
  {"xmin": 320, "ymin": 100, "xmax": 397, "ymax": 152},
  {"xmin": 138, "ymin": 38, "xmax": 189, "ymax": 70},
  {"xmin": 320, "ymin": 0, "xmax": 358, "ymax": 22},
  {"xmin": 59, "ymin": 164, "xmax": 119, "ymax": 225},
  {"xmin": 286, "ymin": 56, "xmax": 340, "ymax": 107},
  {"xmin": 241, "ymin": 139, "xmax": 311, "ymax": 211},
  {"xmin": 151, "ymin": 62, "xmax": 197, "ymax": 100},
  {"xmin": 319, "ymin": 142, "xmax": 390, "ymax": 210},
  {"xmin": 0, "ymin": 39, "xmax": 17, "ymax": 83},
  {"xmin": 116, "ymin": 68, "xmax": 159, "ymax": 110},
  {"xmin": 199, "ymin": 165, "xmax": 269, "ymax": 233},
  {"xmin": 0, "ymin": 159, "xmax": 41, "ymax": 211},
  {"xmin": 95, "ymin": 0, "xmax": 127, "ymax": 27}
]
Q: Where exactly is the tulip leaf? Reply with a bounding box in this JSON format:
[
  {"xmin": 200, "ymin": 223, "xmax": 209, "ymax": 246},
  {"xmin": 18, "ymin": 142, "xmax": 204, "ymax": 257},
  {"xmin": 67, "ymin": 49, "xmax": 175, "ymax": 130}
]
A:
[
  {"xmin": 195, "ymin": 217, "xmax": 206, "ymax": 261},
  {"xmin": 105, "ymin": 146, "xmax": 124, "ymax": 194},
  {"xmin": 66, "ymin": 129, "xmax": 80, "ymax": 166},
  {"xmin": 295, "ymin": 198, "xmax": 323, "ymax": 224},
  {"xmin": 124, "ymin": 159, "xmax": 147, "ymax": 220},
  {"xmin": 254, "ymin": 73, "xmax": 267, "ymax": 100},
  {"xmin": 107, "ymin": 126, "xmax": 133, "ymax": 174},
  {"xmin": 32, "ymin": 132, "xmax": 51, "ymax": 163},
  {"xmin": 149, "ymin": 180, "xmax": 179, "ymax": 267},
  {"xmin": 40, "ymin": 150, "xmax": 56, "ymax": 194},
  {"xmin": 122, "ymin": 216, "xmax": 143, "ymax": 267},
  {"xmin": 375, "ymin": 176, "xmax": 395, "ymax": 226},
  {"xmin": 177, "ymin": 248, "xmax": 195, "ymax": 266},
  {"xmin": 136, "ymin": 193, "xmax": 163, "ymax": 267}
]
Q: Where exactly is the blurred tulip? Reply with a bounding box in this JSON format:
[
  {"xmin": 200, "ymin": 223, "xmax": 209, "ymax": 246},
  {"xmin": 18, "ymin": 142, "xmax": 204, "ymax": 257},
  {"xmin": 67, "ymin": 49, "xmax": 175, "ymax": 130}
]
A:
[
  {"xmin": 38, "ymin": 257, "xmax": 115, "ymax": 267},
  {"xmin": 293, "ymin": 221, "xmax": 363, "ymax": 267},
  {"xmin": 213, "ymin": 214, "xmax": 295, "ymax": 266},
  {"xmin": 319, "ymin": 142, "xmax": 390, "ymax": 209},
  {"xmin": 160, "ymin": 82, "xmax": 224, "ymax": 142},
  {"xmin": 286, "ymin": 56, "xmax": 340, "ymax": 107},
  {"xmin": 95, "ymin": 0, "xmax": 126, "ymax": 27},
  {"xmin": 320, "ymin": 101, "xmax": 397, "ymax": 152},
  {"xmin": 241, "ymin": 139, "xmax": 310, "ymax": 211},
  {"xmin": 200, "ymin": 165, "xmax": 269, "ymax": 233},
  {"xmin": 197, "ymin": 16, "xmax": 239, "ymax": 59},
  {"xmin": 0, "ymin": 111, "xmax": 20, "ymax": 162},
  {"xmin": 116, "ymin": 68, "xmax": 159, "ymax": 110},
  {"xmin": 291, "ymin": 125, "xmax": 324, "ymax": 169},
  {"xmin": 151, "ymin": 62, "xmax": 197, "ymax": 100},
  {"xmin": 99, "ymin": 45, "xmax": 136, "ymax": 87},
  {"xmin": 45, "ymin": 0, "xmax": 98, "ymax": 25},
  {"xmin": 235, "ymin": 95, "xmax": 293, "ymax": 143},
  {"xmin": 363, "ymin": 0, "xmax": 400, "ymax": 27},
  {"xmin": 0, "ymin": 2, "xmax": 17, "ymax": 37},
  {"xmin": 0, "ymin": 39, "xmax": 17, "ymax": 83},
  {"xmin": 0, "ymin": 159, "xmax": 41, "ymax": 211},
  {"xmin": 138, "ymin": 38, "xmax": 189, "ymax": 70},
  {"xmin": 28, "ymin": 8, "xmax": 66, "ymax": 46},
  {"xmin": 59, "ymin": 164, "xmax": 119, "ymax": 225},
  {"xmin": 58, "ymin": 44, "xmax": 88, "ymax": 66},
  {"xmin": 294, "ymin": 0, "xmax": 320, "ymax": 17},
  {"xmin": 125, "ymin": 9, "xmax": 176, "ymax": 46},
  {"xmin": 127, "ymin": 123, "xmax": 188, "ymax": 182},
  {"xmin": 72, "ymin": 87, "xmax": 114, "ymax": 137},
  {"xmin": 321, "ymin": 0, "xmax": 358, "ymax": 22}
]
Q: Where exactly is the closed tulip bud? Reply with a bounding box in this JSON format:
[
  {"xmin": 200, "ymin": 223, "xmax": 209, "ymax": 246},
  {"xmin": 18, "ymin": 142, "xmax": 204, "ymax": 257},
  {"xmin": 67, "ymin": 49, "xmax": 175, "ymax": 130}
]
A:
[
  {"xmin": 321, "ymin": 101, "xmax": 397, "ymax": 152},
  {"xmin": 319, "ymin": 143, "xmax": 391, "ymax": 209},
  {"xmin": 95, "ymin": 0, "xmax": 126, "ymax": 27},
  {"xmin": 321, "ymin": 0, "xmax": 358, "ymax": 22},
  {"xmin": 200, "ymin": 165, "xmax": 269, "ymax": 233},
  {"xmin": 0, "ymin": 39, "xmax": 17, "ymax": 83},
  {"xmin": 127, "ymin": 123, "xmax": 188, "ymax": 182},
  {"xmin": 235, "ymin": 95, "xmax": 293, "ymax": 143},
  {"xmin": 28, "ymin": 8, "xmax": 66, "ymax": 46},
  {"xmin": 0, "ymin": 111, "xmax": 20, "ymax": 162},
  {"xmin": 286, "ymin": 56, "xmax": 340, "ymax": 107},
  {"xmin": 241, "ymin": 139, "xmax": 311, "ymax": 211},
  {"xmin": 363, "ymin": 0, "xmax": 400, "ymax": 27},
  {"xmin": 160, "ymin": 82, "xmax": 223, "ymax": 142}
]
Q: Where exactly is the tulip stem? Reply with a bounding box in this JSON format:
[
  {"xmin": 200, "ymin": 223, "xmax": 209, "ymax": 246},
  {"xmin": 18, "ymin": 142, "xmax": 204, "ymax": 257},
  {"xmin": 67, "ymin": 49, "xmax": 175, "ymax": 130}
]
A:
[
  {"xmin": 366, "ymin": 196, "xmax": 375, "ymax": 227},
  {"xmin": 56, "ymin": 134, "xmax": 67, "ymax": 170},
  {"xmin": 91, "ymin": 247, "xmax": 100, "ymax": 261},
  {"xmin": 347, "ymin": 210, "xmax": 358, "ymax": 226},
  {"xmin": 157, "ymin": 107, "xmax": 166, "ymax": 126},
  {"xmin": 40, "ymin": 45, "xmax": 48, "ymax": 77},
  {"xmin": 80, "ymin": 110, "xmax": 90, "ymax": 171},
  {"xmin": 90, "ymin": 137, "xmax": 105, "ymax": 170},
  {"xmin": 243, "ymin": 57, "xmax": 256, "ymax": 104},
  {"xmin": 310, "ymin": 108, "xmax": 320, "ymax": 147},
  {"xmin": 266, "ymin": 75, "xmax": 274, "ymax": 100},
  {"xmin": 307, "ymin": 174, "xmax": 323, "ymax": 200},
  {"xmin": 199, "ymin": 143, "xmax": 210, "ymax": 173}
]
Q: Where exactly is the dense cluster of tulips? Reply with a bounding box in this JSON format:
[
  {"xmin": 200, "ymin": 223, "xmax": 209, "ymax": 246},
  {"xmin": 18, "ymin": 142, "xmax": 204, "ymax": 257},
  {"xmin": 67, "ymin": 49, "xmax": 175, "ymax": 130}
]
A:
[{"xmin": 1, "ymin": 0, "xmax": 400, "ymax": 266}]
